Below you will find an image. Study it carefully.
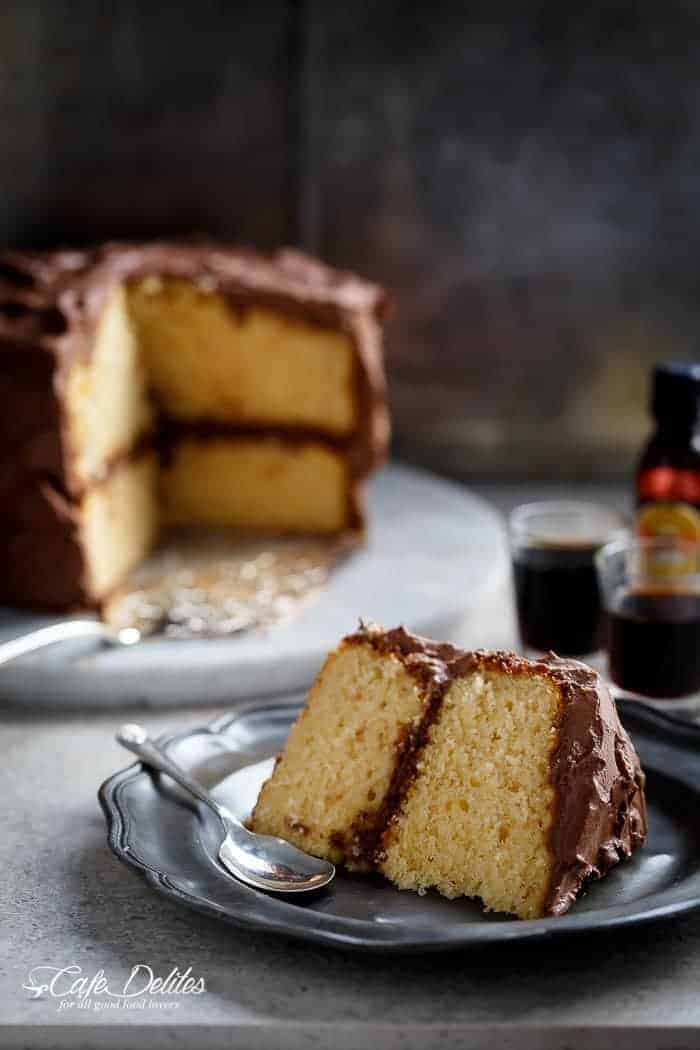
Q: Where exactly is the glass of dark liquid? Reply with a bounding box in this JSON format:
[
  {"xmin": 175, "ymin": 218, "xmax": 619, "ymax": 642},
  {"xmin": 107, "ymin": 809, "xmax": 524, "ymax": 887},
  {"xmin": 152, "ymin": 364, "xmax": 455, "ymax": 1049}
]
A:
[
  {"xmin": 510, "ymin": 501, "xmax": 626, "ymax": 660},
  {"xmin": 596, "ymin": 536, "xmax": 700, "ymax": 706}
]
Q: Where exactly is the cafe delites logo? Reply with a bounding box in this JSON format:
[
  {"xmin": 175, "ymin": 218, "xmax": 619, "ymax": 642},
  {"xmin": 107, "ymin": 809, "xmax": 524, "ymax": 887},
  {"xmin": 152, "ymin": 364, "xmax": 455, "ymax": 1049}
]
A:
[{"xmin": 23, "ymin": 963, "xmax": 206, "ymax": 1012}]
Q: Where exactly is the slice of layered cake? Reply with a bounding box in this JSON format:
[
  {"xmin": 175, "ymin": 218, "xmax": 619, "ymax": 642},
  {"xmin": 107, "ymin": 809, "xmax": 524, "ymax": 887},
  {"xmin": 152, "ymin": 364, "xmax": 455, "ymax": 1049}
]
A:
[
  {"xmin": 251, "ymin": 624, "xmax": 647, "ymax": 919},
  {"xmin": 0, "ymin": 243, "xmax": 389, "ymax": 608}
]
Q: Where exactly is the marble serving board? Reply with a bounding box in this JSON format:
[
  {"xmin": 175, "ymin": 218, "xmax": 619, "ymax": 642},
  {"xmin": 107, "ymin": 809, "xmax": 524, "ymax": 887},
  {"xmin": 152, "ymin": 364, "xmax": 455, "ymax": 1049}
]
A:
[{"xmin": 0, "ymin": 464, "xmax": 510, "ymax": 708}]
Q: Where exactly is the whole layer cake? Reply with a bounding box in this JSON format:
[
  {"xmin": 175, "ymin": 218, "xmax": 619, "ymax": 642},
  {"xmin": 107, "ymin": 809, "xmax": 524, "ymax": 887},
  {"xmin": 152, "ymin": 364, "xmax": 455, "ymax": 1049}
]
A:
[
  {"xmin": 0, "ymin": 242, "xmax": 390, "ymax": 609},
  {"xmin": 252, "ymin": 624, "xmax": 647, "ymax": 919}
]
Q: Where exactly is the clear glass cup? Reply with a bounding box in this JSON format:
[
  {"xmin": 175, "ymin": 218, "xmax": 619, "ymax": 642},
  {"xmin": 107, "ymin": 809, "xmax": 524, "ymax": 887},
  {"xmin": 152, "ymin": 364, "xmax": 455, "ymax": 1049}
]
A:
[
  {"xmin": 509, "ymin": 500, "xmax": 627, "ymax": 661},
  {"xmin": 595, "ymin": 535, "xmax": 700, "ymax": 708}
]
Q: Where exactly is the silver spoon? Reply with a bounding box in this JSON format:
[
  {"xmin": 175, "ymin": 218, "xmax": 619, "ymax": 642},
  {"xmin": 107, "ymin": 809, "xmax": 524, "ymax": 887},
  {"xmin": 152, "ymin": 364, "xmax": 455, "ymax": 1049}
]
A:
[
  {"xmin": 115, "ymin": 722, "xmax": 335, "ymax": 894},
  {"xmin": 0, "ymin": 620, "xmax": 141, "ymax": 666}
]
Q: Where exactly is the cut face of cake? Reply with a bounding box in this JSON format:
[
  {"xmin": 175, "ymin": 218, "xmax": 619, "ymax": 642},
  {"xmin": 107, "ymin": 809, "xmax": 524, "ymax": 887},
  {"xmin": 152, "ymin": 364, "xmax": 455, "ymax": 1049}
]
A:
[
  {"xmin": 251, "ymin": 624, "xmax": 647, "ymax": 919},
  {"xmin": 251, "ymin": 633, "xmax": 449, "ymax": 867},
  {"xmin": 128, "ymin": 277, "xmax": 357, "ymax": 434},
  {"xmin": 159, "ymin": 435, "xmax": 352, "ymax": 534},
  {"xmin": 0, "ymin": 243, "xmax": 389, "ymax": 608}
]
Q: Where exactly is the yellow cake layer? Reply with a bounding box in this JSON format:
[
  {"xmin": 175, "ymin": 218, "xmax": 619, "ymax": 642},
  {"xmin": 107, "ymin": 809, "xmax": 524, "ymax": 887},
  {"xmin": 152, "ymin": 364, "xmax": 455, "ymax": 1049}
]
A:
[
  {"xmin": 127, "ymin": 278, "xmax": 356, "ymax": 434},
  {"xmin": 160, "ymin": 436, "xmax": 352, "ymax": 534},
  {"xmin": 64, "ymin": 285, "xmax": 154, "ymax": 487},
  {"xmin": 79, "ymin": 451, "xmax": 159, "ymax": 599},
  {"xmin": 252, "ymin": 640, "xmax": 429, "ymax": 867},
  {"xmin": 380, "ymin": 669, "xmax": 559, "ymax": 919}
]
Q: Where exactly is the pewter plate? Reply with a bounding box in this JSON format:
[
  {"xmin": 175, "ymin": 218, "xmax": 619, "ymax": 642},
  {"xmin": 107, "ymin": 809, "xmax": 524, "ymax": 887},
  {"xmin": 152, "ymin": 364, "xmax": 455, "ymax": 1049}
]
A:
[
  {"xmin": 0, "ymin": 464, "xmax": 509, "ymax": 707},
  {"xmin": 99, "ymin": 699, "xmax": 700, "ymax": 952}
]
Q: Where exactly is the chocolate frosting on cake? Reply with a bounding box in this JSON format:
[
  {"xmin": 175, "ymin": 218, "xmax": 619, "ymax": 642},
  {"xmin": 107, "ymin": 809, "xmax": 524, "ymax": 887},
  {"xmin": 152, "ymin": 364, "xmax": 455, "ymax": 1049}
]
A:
[
  {"xmin": 0, "ymin": 241, "xmax": 390, "ymax": 486},
  {"xmin": 0, "ymin": 242, "xmax": 391, "ymax": 608},
  {"xmin": 348, "ymin": 623, "xmax": 647, "ymax": 916},
  {"xmin": 534, "ymin": 652, "xmax": 648, "ymax": 915}
]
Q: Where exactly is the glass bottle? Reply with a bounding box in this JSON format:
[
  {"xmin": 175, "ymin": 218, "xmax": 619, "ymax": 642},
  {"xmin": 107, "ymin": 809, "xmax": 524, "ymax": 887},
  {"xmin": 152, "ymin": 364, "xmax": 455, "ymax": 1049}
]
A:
[{"xmin": 637, "ymin": 362, "xmax": 700, "ymax": 541}]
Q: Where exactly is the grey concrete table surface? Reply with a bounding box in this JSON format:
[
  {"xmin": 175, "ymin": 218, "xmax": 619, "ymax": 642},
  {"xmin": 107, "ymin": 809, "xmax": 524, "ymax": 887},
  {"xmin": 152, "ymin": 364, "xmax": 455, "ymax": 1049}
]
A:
[{"xmin": 1, "ymin": 483, "xmax": 697, "ymax": 1050}]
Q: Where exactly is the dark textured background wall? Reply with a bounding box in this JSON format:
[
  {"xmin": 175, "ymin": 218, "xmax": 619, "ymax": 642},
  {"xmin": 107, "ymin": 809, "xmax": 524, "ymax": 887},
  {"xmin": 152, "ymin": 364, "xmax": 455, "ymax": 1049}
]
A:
[{"xmin": 2, "ymin": 0, "xmax": 698, "ymax": 479}]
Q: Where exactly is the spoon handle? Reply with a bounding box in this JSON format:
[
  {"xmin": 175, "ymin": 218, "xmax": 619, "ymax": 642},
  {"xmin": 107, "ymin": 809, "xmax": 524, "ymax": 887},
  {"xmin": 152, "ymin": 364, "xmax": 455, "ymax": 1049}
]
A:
[
  {"xmin": 116, "ymin": 723, "xmax": 229, "ymax": 823},
  {"xmin": 0, "ymin": 620, "xmax": 110, "ymax": 666}
]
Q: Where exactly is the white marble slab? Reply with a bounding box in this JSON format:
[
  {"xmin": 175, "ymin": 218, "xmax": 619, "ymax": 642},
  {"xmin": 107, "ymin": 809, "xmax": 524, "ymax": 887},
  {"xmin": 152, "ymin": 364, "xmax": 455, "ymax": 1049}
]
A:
[{"xmin": 0, "ymin": 464, "xmax": 509, "ymax": 707}]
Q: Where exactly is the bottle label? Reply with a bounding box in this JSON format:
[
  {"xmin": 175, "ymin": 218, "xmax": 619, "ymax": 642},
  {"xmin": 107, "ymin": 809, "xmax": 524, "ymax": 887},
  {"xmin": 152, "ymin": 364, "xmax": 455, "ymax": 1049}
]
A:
[
  {"xmin": 638, "ymin": 501, "xmax": 700, "ymax": 543},
  {"xmin": 637, "ymin": 502, "xmax": 700, "ymax": 578}
]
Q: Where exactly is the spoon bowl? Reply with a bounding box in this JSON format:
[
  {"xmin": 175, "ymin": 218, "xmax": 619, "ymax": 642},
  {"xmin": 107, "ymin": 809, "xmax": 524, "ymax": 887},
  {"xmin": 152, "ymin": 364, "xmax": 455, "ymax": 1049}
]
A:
[
  {"xmin": 116, "ymin": 722, "xmax": 335, "ymax": 895},
  {"xmin": 218, "ymin": 822, "xmax": 334, "ymax": 893}
]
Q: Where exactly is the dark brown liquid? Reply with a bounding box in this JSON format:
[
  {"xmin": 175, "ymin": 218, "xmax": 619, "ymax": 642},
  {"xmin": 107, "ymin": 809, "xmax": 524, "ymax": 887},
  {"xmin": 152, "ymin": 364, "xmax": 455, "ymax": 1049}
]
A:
[
  {"xmin": 513, "ymin": 544, "xmax": 602, "ymax": 656},
  {"xmin": 608, "ymin": 589, "xmax": 700, "ymax": 698}
]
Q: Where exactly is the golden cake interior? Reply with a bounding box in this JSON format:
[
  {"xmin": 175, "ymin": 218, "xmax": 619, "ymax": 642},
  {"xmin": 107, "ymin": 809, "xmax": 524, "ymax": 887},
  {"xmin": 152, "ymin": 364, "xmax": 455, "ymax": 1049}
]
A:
[
  {"xmin": 160, "ymin": 436, "xmax": 349, "ymax": 533},
  {"xmin": 128, "ymin": 278, "xmax": 355, "ymax": 433},
  {"xmin": 79, "ymin": 451, "xmax": 159, "ymax": 599},
  {"xmin": 252, "ymin": 640, "xmax": 564, "ymax": 919},
  {"xmin": 252, "ymin": 640, "xmax": 430, "ymax": 868},
  {"xmin": 380, "ymin": 667, "xmax": 559, "ymax": 920},
  {"xmin": 61, "ymin": 277, "xmax": 360, "ymax": 600},
  {"xmin": 64, "ymin": 285, "xmax": 154, "ymax": 488}
]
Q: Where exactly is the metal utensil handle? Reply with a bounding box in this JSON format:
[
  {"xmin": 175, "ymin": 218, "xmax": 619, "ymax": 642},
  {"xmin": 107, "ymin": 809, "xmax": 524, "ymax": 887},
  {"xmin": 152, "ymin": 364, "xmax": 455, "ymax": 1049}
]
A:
[
  {"xmin": 0, "ymin": 620, "xmax": 109, "ymax": 667},
  {"xmin": 116, "ymin": 724, "xmax": 229, "ymax": 822}
]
